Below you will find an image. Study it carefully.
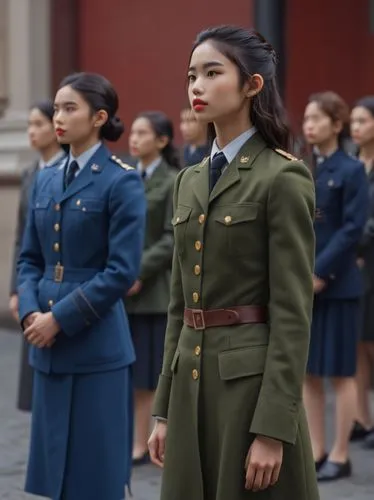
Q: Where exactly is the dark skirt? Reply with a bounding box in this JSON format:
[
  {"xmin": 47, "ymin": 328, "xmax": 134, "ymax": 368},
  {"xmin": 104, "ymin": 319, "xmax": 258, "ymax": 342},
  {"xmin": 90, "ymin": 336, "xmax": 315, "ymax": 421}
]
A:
[
  {"xmin": 25, "ymin": 367, "xmax": 132, "ymax": 500},
  {"xmin": 307, "ymin": 298, "xmax": 360, "ymax": 377},
  {"xmin": 128, "ymin": 313, "xmax": 167, "ymax": 391},
  {"xmin": 17, "ymin": 337, "xmax": 33, "ymax": 412},
  {"xmin": 361, "ymin": 291, "xmax": 374, "ymax": 342}
]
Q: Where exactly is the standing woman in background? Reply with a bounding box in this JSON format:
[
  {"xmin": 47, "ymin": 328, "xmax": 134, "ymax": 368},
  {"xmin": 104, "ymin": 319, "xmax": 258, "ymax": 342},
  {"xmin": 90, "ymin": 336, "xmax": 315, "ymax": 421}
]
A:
[
  {"xmin": 350, "ymin": 96, "xmax": 374, "ymax": 449},
  {"xmin": 9, "ymin": 99, "xmax": 67, "ymax": 412},
  {"xmin": 303, "ymin": 91, "xmax": 368, "ymax": 481},
  {"xmin": 126, "ymin": 111, "xmax": 177, "ymax": 465},
  {"xmin": 17, "ymin": 72, "xmax": 146, "ymax": 500}
]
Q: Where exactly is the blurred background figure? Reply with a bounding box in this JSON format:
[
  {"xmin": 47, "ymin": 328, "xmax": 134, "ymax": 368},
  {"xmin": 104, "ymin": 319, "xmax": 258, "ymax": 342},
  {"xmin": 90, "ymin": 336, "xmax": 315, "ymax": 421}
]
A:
[
  {"xmin": 126, "ymin": 111, "xmax": 177, "ymax": 465},
  {"xmin": 179, "ymin": 107, "xmax": 209, "ymax": 167},
  {"xmin": 9, "ymin": 99, "xmax": 67, "ymax": 412},
  {"xmin": 302, "ymin": 91, "xmax": 368, "ymax": 481},
  {"xmin": 350, "ymin": 96, "xmax": 374, "ymax": 449}
]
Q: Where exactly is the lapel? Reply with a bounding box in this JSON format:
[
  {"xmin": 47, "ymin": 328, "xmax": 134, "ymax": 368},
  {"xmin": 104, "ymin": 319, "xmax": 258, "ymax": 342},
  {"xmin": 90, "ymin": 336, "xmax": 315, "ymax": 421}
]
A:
[
  {"xmin": 143, "ymin": 160, "xmax": 169, "ymax": 194},
  {"xmin": 316, "ymin": 149, "xmax": 341, "ymax": 183},
  {"xmin": 209, "ymin": 132, "xmax": 267, "ymax": 204},
  {"xmin": 54, "ymin": 144, "xmax": 108, "ymax": 203},
  {"xmin": 191, "ymin": 156, "xmax": 210, "ymax": 213}
]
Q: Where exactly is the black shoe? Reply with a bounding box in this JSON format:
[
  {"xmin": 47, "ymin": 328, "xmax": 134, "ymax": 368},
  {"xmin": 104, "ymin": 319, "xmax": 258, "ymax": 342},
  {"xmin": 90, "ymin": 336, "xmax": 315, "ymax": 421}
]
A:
[
  {"xmin": 132, "ymin": 451, "xmax": 150, "ymax": 466},
  {"xmin": 315, "ymin": 453, "xmax": 328, "ymax": 472},
  {"xmin": 350, "ymin": 421, "xmax": 372, "ymax": 441},
  {"xmin": 363, "ymin": 429, "xmax": 374, "ymax": 449},
  {"xmin": 317, "ymin": 460, "xmax": 352, "ymax": 482}
]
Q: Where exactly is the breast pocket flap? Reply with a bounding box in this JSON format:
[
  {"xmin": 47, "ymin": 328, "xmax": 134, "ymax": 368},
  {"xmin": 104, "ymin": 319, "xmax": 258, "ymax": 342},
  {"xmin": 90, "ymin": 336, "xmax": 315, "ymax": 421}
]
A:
[
  {"xmin": 172, "ymin": 206, "xmax": 192, "ymax": 226},
  {"xmin": 34, "ymin": 196, "xmax": 52, "ymax": 209},
  {"xmin": 70, "ymin": 199, "xmax": 105, "ymax": 212},
  {"xmin": 218, "ymin": 345, "xmax": 267, "ymax": 380},
  {"xmin": 215, "ymin": 204, "xmax": 258, "ymax": 226}
]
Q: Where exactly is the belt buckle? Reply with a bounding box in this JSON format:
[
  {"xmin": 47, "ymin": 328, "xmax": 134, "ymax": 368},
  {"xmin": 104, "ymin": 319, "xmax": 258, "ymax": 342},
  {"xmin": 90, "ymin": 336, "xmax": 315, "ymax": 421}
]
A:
[
  {"xmin": 54, "ymin": 263, "xmax": 64, "ymax": 283},
  {"xmin": 192, "ymin": 309, "xmax": 205, "ymax": 330}
]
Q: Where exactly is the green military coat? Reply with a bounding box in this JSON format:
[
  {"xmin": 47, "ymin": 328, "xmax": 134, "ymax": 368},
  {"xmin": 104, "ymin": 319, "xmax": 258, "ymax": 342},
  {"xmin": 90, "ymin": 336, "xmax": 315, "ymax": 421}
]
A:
[
  {"xmin": 153, "ymin": 133, "xmax": 319, "ymax": 500},
  {"xmin": 125, "ymin": 160, "xmax": 176, "ymax": 314}
]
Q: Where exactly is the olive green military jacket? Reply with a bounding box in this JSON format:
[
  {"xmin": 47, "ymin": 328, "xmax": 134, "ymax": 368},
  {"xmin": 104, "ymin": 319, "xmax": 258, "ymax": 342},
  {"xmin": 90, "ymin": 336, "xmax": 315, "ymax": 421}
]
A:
[
  {"xmin": 153, "ymin": 133, "xmax": 316, "ymax": 445},
  {"xmin": 125, "ymin": 161, "xmax": 176, "ymax": 314}
]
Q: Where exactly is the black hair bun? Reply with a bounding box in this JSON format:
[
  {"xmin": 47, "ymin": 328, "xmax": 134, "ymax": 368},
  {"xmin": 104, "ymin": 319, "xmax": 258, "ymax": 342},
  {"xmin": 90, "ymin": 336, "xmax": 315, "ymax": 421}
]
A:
[{"xmin": 101, "ymin": 115, "xmax": 125, "ymax": 142}]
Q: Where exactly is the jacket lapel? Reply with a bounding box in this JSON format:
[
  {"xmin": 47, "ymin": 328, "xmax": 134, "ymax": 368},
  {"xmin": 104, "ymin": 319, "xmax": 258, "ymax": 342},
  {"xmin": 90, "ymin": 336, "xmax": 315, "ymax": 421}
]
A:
[
  {"xmin": 209, "ymin": 133, "xmax": 267, "ymax": 204},
  {"xmin": 143, "ymin": 160, "xmax": 168, "ymax": 193},
  {"xmin": 191, "ymin": 157, "xmax": 210, "ymax": 213}
]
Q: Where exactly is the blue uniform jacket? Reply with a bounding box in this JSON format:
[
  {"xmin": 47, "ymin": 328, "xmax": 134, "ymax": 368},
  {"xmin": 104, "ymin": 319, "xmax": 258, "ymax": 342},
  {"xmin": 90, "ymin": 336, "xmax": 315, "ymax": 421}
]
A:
[
  {"xmin": 17, "ymin": 144, "xmax": 146, "ymax": 374},
  {"xmin": 314, "ymin": 149, "xmax": 368, "ymax": 299}
]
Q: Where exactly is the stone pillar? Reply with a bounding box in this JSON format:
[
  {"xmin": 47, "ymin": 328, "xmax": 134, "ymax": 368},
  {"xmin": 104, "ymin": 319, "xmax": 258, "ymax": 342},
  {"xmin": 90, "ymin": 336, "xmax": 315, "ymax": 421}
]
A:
[{"xmin": 0, "ymin": 0, "xmax": 51, "ymax": 175}]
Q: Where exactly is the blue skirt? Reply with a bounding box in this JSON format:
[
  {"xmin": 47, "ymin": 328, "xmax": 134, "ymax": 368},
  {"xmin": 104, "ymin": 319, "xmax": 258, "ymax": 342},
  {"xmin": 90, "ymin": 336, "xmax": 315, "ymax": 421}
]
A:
[
  {"xmin": 128, "ymin": 314, "xmax": 167, "ymax": 391},
  {"xmin": 307, "ymin": 298, "xmax": 359, "ymax": 377},
  {"xmin": 25, "ymin": 367, "xmax": 132, "ymax": 500}
]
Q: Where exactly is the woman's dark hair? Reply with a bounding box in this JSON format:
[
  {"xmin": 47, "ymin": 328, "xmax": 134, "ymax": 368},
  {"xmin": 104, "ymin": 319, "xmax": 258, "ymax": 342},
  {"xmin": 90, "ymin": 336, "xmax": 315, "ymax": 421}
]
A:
[
  {"xmin": 308, "ymin": 91, "xmax": 350, "ymax": 146},
  {"xmin": 191, "ymin": 25, "xmax": 291, "ymax": 150},
  {"xmin": 136, "ymin": 111, "xmax": 181, "ymax": 169},
  {"xmin": 59, "ymin": 72, "xmax": 124, "ymax": 142},
  {"xmin": 30, "ymin": 99, "xmax": 70, "ymax": 154},
  {"xmin": 354, "ymin": 96, "xmax": 374, "ymax": 117}
]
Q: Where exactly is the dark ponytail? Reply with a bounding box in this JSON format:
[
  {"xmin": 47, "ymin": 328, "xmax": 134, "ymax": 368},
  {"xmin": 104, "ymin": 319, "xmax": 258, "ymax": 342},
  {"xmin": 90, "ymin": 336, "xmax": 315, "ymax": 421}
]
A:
[
  {"xmin": 192, "ymin": 26, "xmax": 291, "ymax": 151},
  {"xmin": 59, "ymin": 72, "xmax": 124, "ymax": 142},
  {"xmin": 137, "ymin": 111, "xmax": 181, "ymax": 169}
]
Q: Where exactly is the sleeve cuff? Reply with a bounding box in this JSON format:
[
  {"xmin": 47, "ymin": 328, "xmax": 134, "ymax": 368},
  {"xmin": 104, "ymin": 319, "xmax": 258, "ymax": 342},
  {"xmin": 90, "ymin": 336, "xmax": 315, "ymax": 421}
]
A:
[
  {"xmin": 249, "ymin": 396, "xmax": 301, "ymax": 445},
  {"xmin": 152, "ymin": 374, "xmax": 172, "ymax": 419}
]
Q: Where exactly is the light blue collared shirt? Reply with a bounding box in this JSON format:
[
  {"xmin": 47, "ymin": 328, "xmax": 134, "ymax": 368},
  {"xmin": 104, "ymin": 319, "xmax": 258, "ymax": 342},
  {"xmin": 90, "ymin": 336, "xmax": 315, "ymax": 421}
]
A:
[
  {"xmin": 210, "ymin": 127, "xmax": 257, "ymax": 165},
  {"xmin": 68, "ymin": 142, "xmax": 102, "ymax": 177},
  {"xmin": 137, "ymin": 156, "xmax": 162, "ymax": 180},
  {"xmin": 39, "ymin": 149, "xmax": 66, "ymax": 170}
]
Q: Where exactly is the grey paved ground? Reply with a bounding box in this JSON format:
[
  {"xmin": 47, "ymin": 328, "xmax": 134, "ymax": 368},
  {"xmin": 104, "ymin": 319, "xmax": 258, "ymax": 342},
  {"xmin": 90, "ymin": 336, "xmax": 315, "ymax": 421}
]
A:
[{"xmin": 0, "ymin": 328, "xmax": 373, "ymax": 499}]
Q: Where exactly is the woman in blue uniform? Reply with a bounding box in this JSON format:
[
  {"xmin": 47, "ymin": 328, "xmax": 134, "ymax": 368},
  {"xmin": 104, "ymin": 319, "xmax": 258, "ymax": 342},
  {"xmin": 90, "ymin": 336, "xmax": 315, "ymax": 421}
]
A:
[
  {"xmin": 350, "ymin": 96, "xmax": 374, "ymax": 447},
  {"xmin": 303, "ymin": 91, "xmax": 368, "ymax": 481},
  {"xmin": 9, "ymin": 99, "xmax": 67, "ymax": 412},
  {"xmin": 17, "ymin": 72, "xmax": 146, "ymax": 500},
  {"xmin": 126, "ymin": 111, "xmax": 177, "ymax": 465}
]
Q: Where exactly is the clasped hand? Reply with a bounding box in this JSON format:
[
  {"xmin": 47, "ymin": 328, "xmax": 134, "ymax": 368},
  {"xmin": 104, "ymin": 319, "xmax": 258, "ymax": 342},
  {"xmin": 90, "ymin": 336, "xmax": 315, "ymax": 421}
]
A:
[
  {"xmin": 24, "ymin": 312, "xmax": 60, "ymax": 348},
  {"xmin": 245, "ymin": 435, "xmax": 283, "ymax": 491}
]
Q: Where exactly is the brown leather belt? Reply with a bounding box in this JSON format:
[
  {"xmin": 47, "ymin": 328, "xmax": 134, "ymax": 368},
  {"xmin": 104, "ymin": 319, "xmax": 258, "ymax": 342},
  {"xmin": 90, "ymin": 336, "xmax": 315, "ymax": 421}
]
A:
[{"xmin": 184, "ymin": 306, "xmax": 267, "ymax": 331}]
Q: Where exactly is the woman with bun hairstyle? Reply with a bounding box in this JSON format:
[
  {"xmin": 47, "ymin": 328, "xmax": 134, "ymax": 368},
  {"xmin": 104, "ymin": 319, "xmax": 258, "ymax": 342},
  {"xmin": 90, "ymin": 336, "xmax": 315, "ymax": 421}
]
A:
[{"xmin": 17, "ymin": 72, "xmax": 146, "ymax": 500}]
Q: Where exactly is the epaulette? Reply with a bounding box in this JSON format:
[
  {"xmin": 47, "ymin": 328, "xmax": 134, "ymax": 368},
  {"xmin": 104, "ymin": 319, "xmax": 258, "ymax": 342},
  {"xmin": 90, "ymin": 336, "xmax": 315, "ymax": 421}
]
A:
[
  {"xmin": 111, "ymin": 155, "xmax": 134, "ymax": 170},
  {"xmin": 274, "ymin": 148, "xmax": 298, "ymax": 161}
]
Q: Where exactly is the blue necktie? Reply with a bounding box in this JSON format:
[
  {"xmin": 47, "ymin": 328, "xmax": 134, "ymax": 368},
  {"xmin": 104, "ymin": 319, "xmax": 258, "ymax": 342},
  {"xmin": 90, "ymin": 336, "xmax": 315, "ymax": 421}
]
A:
[
  {"xmin": 210, "ymin": 152, "xmax": 227, "ymax": 193},
  {"xmin": 65, "ymin": 160, "xmax": 79, "ymax": 189}
]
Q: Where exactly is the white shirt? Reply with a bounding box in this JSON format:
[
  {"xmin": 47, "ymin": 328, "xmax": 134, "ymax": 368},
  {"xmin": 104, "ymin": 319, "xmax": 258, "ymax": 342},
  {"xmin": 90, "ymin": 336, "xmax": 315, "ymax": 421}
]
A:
[
  {"xmin": 137, "ymin": 156, "xmax": 162, "ymax": 180},
  {"xmin": 68, "ymin": 142, "xmax": 102, "ymax": 177},
  {"xmin": 210, "ymin": 127, "xmax": 257, "ymax": 165},
  {"xmin": 39, "ymin": 150, "xmax": 66, "ymax": 170}
]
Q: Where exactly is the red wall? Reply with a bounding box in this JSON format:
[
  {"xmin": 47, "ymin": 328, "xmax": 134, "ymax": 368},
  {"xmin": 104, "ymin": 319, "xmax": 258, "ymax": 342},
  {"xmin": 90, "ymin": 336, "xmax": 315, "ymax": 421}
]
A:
[
  {"xmin": 78, "ymin": 0, "xmax": 254, "ymax": 151},
  {"xmin": 286, "ymin": 0, "xmax": 374, "ymax": 133}
]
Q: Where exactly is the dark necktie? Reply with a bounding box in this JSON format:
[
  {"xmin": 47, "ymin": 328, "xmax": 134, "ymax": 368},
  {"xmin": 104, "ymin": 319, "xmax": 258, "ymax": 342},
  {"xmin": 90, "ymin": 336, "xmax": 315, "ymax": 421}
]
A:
[
  {"xmin": 141, "ymin": 170, "xmax": 147, "ymax": 181},
  {"xmin": 65, "ymin": 160, "xmax": 79, "ymax": 189},
  {"xmin": 210, "ymin": 152, "xmax": 227, "ymax": 193}
]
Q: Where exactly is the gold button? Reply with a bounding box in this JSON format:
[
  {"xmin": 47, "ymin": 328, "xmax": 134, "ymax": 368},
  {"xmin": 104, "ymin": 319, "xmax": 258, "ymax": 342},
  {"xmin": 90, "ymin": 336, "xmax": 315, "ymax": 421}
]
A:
[
  {"xmin": 194, "ymin": 265, "xmax": 201, "ymax": 276},
  {"xmin": 195, "ymin": 346, "xmax": 201, "ymax": 356},
  {"xmin": 55, "ymin": 203, "xmax": 60, "ymax": 211},
  {"xmin": 192, "ymin": 369, "xmax": 199, "ymax": 380},
  {"xmin": 53, "ymin": 243, "xmax": 60, "ymax": 252},
  {"xmin": 224, "ymin": 215, "xmax": 232, "ymax": 225},
  {"xmin": 76, "ymin": 199, "xmax": 81, "ymax": 206},
  {"xmin": 48, "ymin": 300, "xmax": 54, "ymax": 308},
  {"xmin": 195, "ymin": 241, "xmax": 202, "ymax": 251},
  {"xmin": 54, "ymin": 223, "xmax": 60, "ymax": 232},
  {"xmin": 192, "ymin": 292, "xmax": 199, "ymax": 303},
  {"xmin": 176, "ymin": 216, "xmax": 180, "ymax": 223},
  {"xmin": 198, "ymin": 214, "xmax": 205, "ymax": 224}
]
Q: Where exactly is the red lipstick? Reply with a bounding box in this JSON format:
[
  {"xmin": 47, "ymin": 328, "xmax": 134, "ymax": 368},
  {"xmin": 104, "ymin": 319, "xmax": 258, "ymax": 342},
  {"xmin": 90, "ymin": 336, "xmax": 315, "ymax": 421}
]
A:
[
  {"xmin": 192, "ymin": 98, "xmax": 208, "ymax": 112},
  {"xmin": 55, "ymin": 128, "xmax": 65, "ymax": 137}
]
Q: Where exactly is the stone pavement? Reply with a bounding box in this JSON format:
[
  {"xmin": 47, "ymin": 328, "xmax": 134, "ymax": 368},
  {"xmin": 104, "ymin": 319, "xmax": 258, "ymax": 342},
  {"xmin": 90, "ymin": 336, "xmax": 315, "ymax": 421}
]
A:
[{"xmin": 0, "ymin": 328, "xmax": 373, "ymax": 500}]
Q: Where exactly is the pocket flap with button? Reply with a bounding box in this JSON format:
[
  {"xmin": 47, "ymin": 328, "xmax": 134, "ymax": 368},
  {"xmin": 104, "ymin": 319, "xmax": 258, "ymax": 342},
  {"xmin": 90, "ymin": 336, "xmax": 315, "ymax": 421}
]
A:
[
  {"xmin": 34, "ymin": 197, "xmax": 52, "ymax": 209},
  {"xmin": 214, "ymin": 203, "xmax": 258, "ymax": 225},
  {"xmin": 70, "ymin": 199, "xmax": 105, "ymax": 212},
  {"xmin": 170, "ymin": 349, "xmax": 180, "ymax": 373},
  {"xmin": 172, "ymin": 206, "xmax": 192, "ymax": 225},
  {"xmin": 218, "ymin": 345, "xmax": 268, "ymax": 380}
]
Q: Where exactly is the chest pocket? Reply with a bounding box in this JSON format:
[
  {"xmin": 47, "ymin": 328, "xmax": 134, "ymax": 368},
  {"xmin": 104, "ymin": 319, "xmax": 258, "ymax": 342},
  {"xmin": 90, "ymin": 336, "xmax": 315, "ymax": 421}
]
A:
[
  {"xmin": 34, "ymin": 196, "xmax": 52, "ymax": 235},
  {"xmin": 68, "ymin": 198, "xmax": 105, "ymax": 216},
  {"xmin": 214, "ymin": 203, "xmax": 258, "ymax": 256},
  {"xmin": 172, "ymin": 205, "xmax": 192, "ymax": 256},
  {"xmin": 316, "ymin": 176, "xmax": 343, "ymax": 213}
]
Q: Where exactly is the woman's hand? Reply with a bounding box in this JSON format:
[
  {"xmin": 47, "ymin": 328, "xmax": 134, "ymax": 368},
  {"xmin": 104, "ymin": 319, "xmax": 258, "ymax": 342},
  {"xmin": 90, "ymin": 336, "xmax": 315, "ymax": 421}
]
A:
[
  {"xmin": 127, "ymin": 280, "xmax": 143, "ymax": 296},
  {"xmin": 24, "ymin": 312, "xmax": 60, "ymax": 348},
  {"xmin": 9, "ymin": 294, "xmax": 19, "ymax": 322},
  {"xmin": 245, "ymin": 436, "xmax": 283, "ymax": 491},
  {"xmin": 148, "ymin": 420, "xmax": 167, "ymax": 468},
  {"xmin": 313, "ymin": 275, "xmax": 326, "ymax": 294}
]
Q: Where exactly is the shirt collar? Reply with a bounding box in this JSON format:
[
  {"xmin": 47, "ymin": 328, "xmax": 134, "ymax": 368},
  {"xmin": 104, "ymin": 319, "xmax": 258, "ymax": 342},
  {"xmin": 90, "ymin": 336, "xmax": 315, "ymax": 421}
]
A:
[
  {"xmin": 68, "ymin": 142, "xmax": 102, "ymax": 172},
  {"xmin": 39, "ymin": 149, "xmax": 66, "ymax": 170},
  {"xmin": 137, "ymin": 156, "xmax": 162, "ymax": 179},
  {"xmin": 210, "ymin": 127, "xmax": 257, "ymax": 165}
]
